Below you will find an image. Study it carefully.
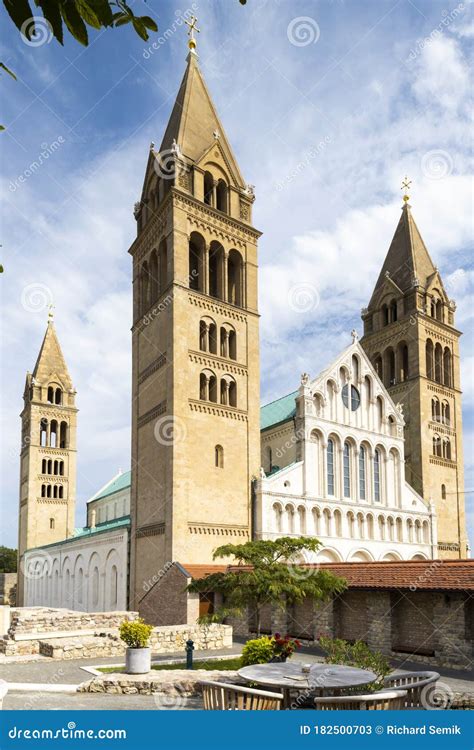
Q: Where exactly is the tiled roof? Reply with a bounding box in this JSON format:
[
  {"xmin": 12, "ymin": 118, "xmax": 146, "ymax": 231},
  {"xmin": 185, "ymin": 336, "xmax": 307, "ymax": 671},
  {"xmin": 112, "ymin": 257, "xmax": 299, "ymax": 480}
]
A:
[
  {"xmin": 260, "ymin": 390, "xmax": 298, "ymax": 431},
  {"xmin": 183, "ymin": 560, "xmax": 474, "ymax": 591},
  {"xmin": 26, "ymin": 516, "xmax": 131, "ymax": 553},
  {"xmin": 88, "ymin": 470, "xmax": 131, "ymax": 504}
]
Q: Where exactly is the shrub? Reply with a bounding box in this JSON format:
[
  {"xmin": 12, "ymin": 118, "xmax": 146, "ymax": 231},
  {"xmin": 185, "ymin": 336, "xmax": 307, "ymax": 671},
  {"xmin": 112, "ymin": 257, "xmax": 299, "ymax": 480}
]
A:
[
  {"xmin": 241, "ymin": 636, "xmax": 274, "ymax": 666},
  {"xmin": 119, "ymin": 618, "xmax": 153, "ymax": 649},
  {"xmin": 318, "ymin": 636, "xmax": 390, "ymax": 690}
]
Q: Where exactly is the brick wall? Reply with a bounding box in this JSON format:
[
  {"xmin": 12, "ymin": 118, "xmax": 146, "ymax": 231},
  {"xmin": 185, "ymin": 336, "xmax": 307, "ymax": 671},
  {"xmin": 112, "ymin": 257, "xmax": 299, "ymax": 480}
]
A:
[{"xmin": 138, "ymin": 563, "xmax": 199, "ymax": 626}]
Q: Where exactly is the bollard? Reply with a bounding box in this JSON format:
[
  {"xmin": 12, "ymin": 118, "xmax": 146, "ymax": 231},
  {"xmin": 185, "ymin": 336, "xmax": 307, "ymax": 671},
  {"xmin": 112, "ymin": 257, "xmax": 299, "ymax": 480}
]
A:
[{"xmin": 185, "ymin": 639, "xmax": 195, "ymax": 669}]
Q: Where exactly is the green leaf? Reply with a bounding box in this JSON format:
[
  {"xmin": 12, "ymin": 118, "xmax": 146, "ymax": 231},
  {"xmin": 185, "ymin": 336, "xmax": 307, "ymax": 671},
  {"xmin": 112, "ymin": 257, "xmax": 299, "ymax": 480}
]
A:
[
  {"xmin": 3, "ymin": 0, "xmax": 34, "ymax": 36},
  {"xmin": 35, "ymin": 1, "xmax": 64, "ymax": 44},
  {"xmin": 59, "ymin": 1, "xmax": 89, "ymax": 46},
  {"xmin": 0, "ymin": 125, "xmax": 5, "ymax": 132},
  {"xmin": 76, "ymin": 0, "xmax": 102, "ymax": 30},
  {"xmin": 112, "ymin": 14, "xmax": 131, "ymax": 27},
  {"xmin": 0, "ymin": 62, "xmax": 17, "ymax": 80},
  {"xmin": 85, "ymin": 0, "xmax": 114, "ymax": 26},
  {"xmin": 140, "ymin": 16, "xmax": 157, "ymax": 32},
  {"xmin": 132, "ymin": 18, "xmax": 149, "ymax": 41}
]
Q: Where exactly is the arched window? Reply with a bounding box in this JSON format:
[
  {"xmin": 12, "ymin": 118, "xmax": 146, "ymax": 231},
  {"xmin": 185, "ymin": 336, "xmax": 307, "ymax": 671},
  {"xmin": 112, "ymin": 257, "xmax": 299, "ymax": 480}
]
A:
[
  {"xmin": 347, "ymin": 511, "xmax": 355, "ymax": 538},
  {"xmin": 220, "ymin": 325, "xmax": 235, "ymax": 359},
  {"xmin": 376, "ymin": 396, "xmax": 384, "ymax": 431},
  {"xmin": 442, "ymin": 438, "xmax": 451, "ymax": 460},
  {"xmin": 59, "ymin": 486, "xmax": 64, "ymax": 499},
  {"xmin": 327, "ymin": 439, "xmax": 335, "ymax": 496},
  {"xmin": 389, "ymin": 299, "xmax": 397, "ymax": 322},
  {"xmin": 351, "ymin": 354, "xmax": 360, "ymax": 383},
  {"xmin": 208, "ymin": 323, "xmax": 217, "ymax": 355},
  {"xmin": 228, "ymin": 249, "xmax": 243, "ymax": 306},
  {"xmin": 149, "ymin": 249, "xmax": 158, "ymax": 302},
  {"xmin": 374, "ymin": 449, "xmax": 381, "ymax": 502},
  {"xmin": 189, "ymin": 233, "xmax": 205, "ymax": 292},
  {"xmin": 436, "ymin": 299, "xmax": 443, "ymax": 322},
  {"xmin": 53, "ymin": 460, "xmax": 58, "ymax": 475},
  {"xmin": 92, "ymin": 567, "xmax": 99, "ymax": 607},
  {"xmin": 434, "ymin": 343, "xmax": 443, "ymax": 383},
  {"xmin": 50, "ymin": 518, "xmax": 55, "ymax": 530},
  {"xmin": 426, "ymin": 339, "xmax": 434, "ymax": 380},
  {"xmin": 47, "ymin": 484, "xmax": 52, "ymax": 498},
  {"xmin": 228, "ymin": 379, "xmax": 237, "ymax": 407},
  {"xmin": 367, "ymin": 514, "xmax": 374, "ymax": 539},
  {"xmin": 442, "ymin": 401, "xmax": 450, "ymax": 426},
  {"xmin": 53, "ymin": 485, "xmax": 58, "ymax": 498},
  {"xmin": 266, "ymin": 446, "xmax": 273, "ymax": 473},
  {"xmin": 47, "ymin": 386, "xmax": 54, "ymax": 403},
  {"xmin": 111, "ymin": 565, "xmax": 118, "ymax": 607},
  {"xmin": 273, "ymin": 503, "xmax": 283, "ymax": 533},
  {"xmin": 343, "ymin": 442, "xmax": 351, "ymax": 498},
  {"xmin": 40, "ymin": 419, "xmax": 48, "ymax": 447},
  {"xmin": 41, "ymin": 484, "xmax": 46, "ymax": 497},
  {"xmin": 208, "ymin": 374, "xmax": 217, "ymax": 403},
  {"xmin": 47, "ymin": 459, "xmax": 52, "ymax": 474},
  {"xmin": 228, "ymin": 329, "xmax": 236, "ymax": 360},
  {"xmin": 396, "ymin": 517, "xmax": 403, "ymax": 542},
  {"xmin": 399, "ymin": 343, "xmax": 409, "ymax": 382},
  {"xmin": 441, "ymin": 484, "xmax": 446, "ymax": 500},
  {"xmin": 199, "ymin": 373, "xmax": 207, "ymax": 401},
  {"xmin": 59, "ymin": 421, "xmax": 67, "ymax": 449},
  {"xmin": 140, "ymin": 260, "xmax": 150, "ymax": 315},
  {"xmin": 42, "ymin": 458, "xmax": 47, "ymax": 474},
  {"xmin": 215, "ymin": 444, "xmax": 224, "ymax": 468},
  {"xmin": 384, "ymin": 348, "xmax": 396, "ymax": 386},
  {"xmin": 60, "ymin": 461, "xmax": 64, "ymax": 476},
  {"xmin": 443, "ymin": 347, "xmax": 452, "ymax": 387},
  {"xmin": 334, "ymin": 509, "xmax": 342, "ymax": 537},
  {"xmin": 55, "ymin": 388, "xmax": 62, "ymax": 405},
  {"xmin": 374, "ymin": 354, "xmax": 382, "ymax": 379},
  {"xmin": 382, "ymin": 304, "xmax": 389, "ymax": 326},
  {"xmin": 432, "ymin": 435, "xmax": 442, "ymax": 457},
  {"xmin": 199, "ymin": 320, "xmax": 207, "ymax": 351},
  {"xmin": 158, "ymin": 238, "xmax": 168, "ymax": 294},
  {"xmin": 50, "ymin": 420, "xmax": 58, "ymax": 448},
  {"xmin": 216, "ymin": 179, "xmax": 228, "ymax": 212},
  {"xmin": 359, "ymin": 446, "xmax": 366, "ymax": 500},
  {"xmin": 203, "ymin": 171, "xmax": 214, "ymax": 206},
  {"xmin": 209, "ymin": 241, "xmax": 224, "ymax": 300}
]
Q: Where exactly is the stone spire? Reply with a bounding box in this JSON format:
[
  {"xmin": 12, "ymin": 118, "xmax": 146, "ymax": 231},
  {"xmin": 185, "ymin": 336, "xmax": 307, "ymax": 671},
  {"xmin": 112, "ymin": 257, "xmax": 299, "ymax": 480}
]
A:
[{"xmin": 32, "ymin": 316, "xmax": 74, "ymax": 392}]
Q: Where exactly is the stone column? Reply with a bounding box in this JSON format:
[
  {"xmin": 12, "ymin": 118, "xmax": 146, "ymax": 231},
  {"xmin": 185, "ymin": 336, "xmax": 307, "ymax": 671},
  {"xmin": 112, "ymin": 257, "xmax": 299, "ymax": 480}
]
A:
[{"xmin": 223, "ymin": 252, "xmax": 228, "ymax": 303}]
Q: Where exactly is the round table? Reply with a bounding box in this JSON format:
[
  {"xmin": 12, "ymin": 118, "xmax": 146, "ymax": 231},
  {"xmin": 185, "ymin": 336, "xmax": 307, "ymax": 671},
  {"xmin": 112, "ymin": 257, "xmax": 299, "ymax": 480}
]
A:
[{"xmin": 238, "ymin": 662, "xmax": 377, "ymax": 709}]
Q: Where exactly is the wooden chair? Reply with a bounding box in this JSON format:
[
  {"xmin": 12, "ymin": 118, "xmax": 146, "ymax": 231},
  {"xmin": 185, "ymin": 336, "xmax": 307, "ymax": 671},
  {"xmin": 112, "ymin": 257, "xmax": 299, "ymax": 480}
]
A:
[
  {"xmin": 315, "ymin": 690, "xmax": 407, "ymax": 710},
  {"xmin": 383, "ymin": 671, "xmax": 440, "ymax": 709},
  {"xmin": 200, "ymin": 680, "xmax": 283, "ymax": 710}
]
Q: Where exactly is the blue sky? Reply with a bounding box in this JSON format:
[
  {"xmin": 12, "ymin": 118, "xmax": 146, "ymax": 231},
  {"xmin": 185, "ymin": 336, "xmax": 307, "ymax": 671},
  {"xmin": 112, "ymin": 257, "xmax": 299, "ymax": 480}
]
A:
[{"xmin": 0, "ymin": 0, "xmax": 472, "ymax": 549}]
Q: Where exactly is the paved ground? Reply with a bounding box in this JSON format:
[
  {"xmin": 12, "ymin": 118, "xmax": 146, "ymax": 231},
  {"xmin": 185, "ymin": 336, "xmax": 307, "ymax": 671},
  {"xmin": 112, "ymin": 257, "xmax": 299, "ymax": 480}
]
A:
[{"xmin": 1, "ymin": 641, "xmax": 472, "ymax": 710}]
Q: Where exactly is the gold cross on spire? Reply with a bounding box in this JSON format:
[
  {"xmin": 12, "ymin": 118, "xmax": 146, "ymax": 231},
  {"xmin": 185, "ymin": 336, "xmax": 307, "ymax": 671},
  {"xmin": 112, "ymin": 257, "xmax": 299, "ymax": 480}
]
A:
[
  {"xmin": 48, "ymin": 303, "xmax": 55, "ymax": 322},
  {"xmin": 401, "ymin": 176, "xmax": 412, "ymax": 203},
  {"xmin": 185, "ymin": 15, "xmax": 200, "ymax": 50}
]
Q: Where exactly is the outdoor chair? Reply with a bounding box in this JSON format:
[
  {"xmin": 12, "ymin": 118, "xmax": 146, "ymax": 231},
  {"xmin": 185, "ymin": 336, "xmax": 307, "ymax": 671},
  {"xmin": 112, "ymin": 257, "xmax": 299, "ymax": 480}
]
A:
[
  {"xmin": 0, "ymin": 682, "xmax": 8, "ymax": 710},
  {"xmin": 200, "ymin": 680, "xmax": 283, "ymax": 710},
  {"xmin": 382, "ymin": 671, "xmax": 440, "ymax": 709},
  {"xmin": 315, "ymin": 690, "xmax": 407, "ymax": 710}
]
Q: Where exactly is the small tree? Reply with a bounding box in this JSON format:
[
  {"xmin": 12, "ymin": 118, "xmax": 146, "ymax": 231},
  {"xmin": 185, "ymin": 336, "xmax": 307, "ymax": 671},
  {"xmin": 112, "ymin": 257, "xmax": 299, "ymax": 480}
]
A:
[
  {"xmin": 0, "ymin": 546, "xmax": 17, "ymax": 573},
  {"xmin": 187, "ymin": 537, "xmax": 346, "ymax": 636}
]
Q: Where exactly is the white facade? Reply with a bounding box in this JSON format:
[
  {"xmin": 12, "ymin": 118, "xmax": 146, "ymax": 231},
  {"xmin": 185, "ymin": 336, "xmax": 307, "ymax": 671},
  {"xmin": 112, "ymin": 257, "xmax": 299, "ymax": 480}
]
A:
[
  {"xmin": 22, "ymin": 472, "xmax": 131, "ymax": 612},
  {"xmin": 257, "ymin": 340, "xmax": 437, "ymax": 562}
]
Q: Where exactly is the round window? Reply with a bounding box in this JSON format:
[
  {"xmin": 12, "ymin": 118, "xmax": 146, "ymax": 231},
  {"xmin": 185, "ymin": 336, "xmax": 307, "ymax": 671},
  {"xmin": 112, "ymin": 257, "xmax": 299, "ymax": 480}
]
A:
[{"xmin": 342, "ymin": 384, "xmax": 360, "ymax": 411}]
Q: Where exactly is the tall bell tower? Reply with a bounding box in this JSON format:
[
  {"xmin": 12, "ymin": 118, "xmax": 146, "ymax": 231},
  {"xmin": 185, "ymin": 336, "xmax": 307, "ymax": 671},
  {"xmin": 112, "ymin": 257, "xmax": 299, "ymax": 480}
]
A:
[
  {"xmin": 129, "ymin": 32, "xmax": 261, "ymax": 609},
  {"xmin": 17, "ymin": 313, "xmax": 78, "ymax": 604},
  {"xmin": 361, "ymin": 187, "xmax": 467, "ymax": 558}
]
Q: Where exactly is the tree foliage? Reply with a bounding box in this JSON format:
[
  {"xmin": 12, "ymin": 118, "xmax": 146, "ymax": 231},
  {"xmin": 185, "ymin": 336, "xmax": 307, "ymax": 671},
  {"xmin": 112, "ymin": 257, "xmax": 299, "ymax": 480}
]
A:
[
  {"xmin": 3, "ymin": 1, "xmax": 158, "ymax": 47},
  {"xmin": 187, "ymin": 537, "xmax": 347, "ymax": 636},
  {"xmin": 0, "ymin": 546, "xmax": 18, "ymax": 573}
]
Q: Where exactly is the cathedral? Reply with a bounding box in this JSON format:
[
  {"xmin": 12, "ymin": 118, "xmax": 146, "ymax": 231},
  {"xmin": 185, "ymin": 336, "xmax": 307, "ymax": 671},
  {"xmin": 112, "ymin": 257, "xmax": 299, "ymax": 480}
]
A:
[{"xmin": 17, "ymin": 39, "xmax": 468, "ymax": 615}]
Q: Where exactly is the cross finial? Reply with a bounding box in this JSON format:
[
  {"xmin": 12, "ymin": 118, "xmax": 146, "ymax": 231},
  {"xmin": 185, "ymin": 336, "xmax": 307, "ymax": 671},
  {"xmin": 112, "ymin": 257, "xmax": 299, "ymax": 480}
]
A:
[
  {"xmin": 185, "ymin": 15, "xmax": 200, "ymax": 51},
  {"xmin": 48, "ymin": 304, "xmax": 55, "ymax": 322},
  {"xmin": 401, "ymin": 175, "xmax": 412, "ymax": 203}
]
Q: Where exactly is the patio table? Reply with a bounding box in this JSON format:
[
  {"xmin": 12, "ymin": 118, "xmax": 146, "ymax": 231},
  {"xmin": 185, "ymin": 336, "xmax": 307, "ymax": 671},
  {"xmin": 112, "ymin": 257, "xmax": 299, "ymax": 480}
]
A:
[{"xmin": 237, "ymin": 662, "xmax": 377, "ymax": 709}]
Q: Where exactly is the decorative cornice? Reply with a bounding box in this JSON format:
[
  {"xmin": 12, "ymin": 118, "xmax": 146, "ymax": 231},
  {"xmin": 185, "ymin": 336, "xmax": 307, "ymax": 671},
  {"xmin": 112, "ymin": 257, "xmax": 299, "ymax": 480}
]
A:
[
  {"xmin": 138, "ymin": 354, "xmax": 168, "ymax": 385},
  {"xmin": 174, "ymin": 189, "xmax": 261, "ymax": 241},
  {"xmin": 137, "ymin": 401, "xmax": 166, "ymax": 428},
  {"xmin": 188, "ymin": 522, "xmax": 249, "ymax": 537},
  {"xmin": 188, "ymin": 292, "xmax": 250, "ymax": 322},
  {"xmin": 189, "ymin": 351, "xmax": 247, "ymax": 376},
  {"xmin": 189, "ymin": 399, "xmax": 248, "ymax": 421},
  {"xmin": 136, "ymin": 522, "xmax": 165, "ymax": 538}
]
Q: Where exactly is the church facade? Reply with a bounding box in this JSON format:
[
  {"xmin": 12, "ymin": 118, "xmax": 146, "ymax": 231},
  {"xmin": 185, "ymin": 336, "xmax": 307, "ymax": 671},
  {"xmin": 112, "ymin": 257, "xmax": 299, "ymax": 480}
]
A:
[{"xmin": 17, "ymin": 42, "xmax": 467, "ymax": 614}]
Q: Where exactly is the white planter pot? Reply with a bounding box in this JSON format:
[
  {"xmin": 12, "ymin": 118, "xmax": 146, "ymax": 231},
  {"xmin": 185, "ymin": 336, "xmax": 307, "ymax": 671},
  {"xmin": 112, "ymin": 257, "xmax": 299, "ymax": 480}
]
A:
[{"xmin": 125, "ymin": 647, "xmax": 151, "ymax": 674}]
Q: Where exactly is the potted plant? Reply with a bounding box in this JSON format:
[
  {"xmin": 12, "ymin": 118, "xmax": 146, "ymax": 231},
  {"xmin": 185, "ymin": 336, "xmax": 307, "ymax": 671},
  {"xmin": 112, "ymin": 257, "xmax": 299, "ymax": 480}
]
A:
[
  {"xmin": 270, "ymin": 633, "xmax": 302, "ymax": 663},
  {"xmin": 119, "ymin": 618, "xmax": 153, "ymax": 675}
]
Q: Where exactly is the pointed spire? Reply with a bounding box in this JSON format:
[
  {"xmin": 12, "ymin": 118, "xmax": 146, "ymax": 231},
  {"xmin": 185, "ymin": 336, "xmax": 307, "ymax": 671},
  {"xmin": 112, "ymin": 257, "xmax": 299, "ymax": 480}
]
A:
[
  {"xmin": 32, "ymin": 315, "xmax": 74, "ymax": 391},
  {"xmin": 368, "ymin": 201, "xmax": 437, "ymax": 308},
  {"xmin": 158, "ymin": 47, "xmax": 245, "ymax": 187}
]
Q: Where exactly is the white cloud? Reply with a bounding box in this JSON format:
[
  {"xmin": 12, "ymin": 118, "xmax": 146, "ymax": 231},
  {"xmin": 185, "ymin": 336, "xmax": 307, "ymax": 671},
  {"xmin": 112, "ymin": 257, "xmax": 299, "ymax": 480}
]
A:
[{"xmin": 411, "ymin": 36, "xmax": 470, "ymax": 112}]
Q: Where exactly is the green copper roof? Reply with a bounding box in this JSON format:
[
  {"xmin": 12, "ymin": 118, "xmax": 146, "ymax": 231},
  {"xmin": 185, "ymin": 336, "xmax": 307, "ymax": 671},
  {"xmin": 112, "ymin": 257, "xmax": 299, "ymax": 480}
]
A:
[
  {"xmin": 25, "ymin": 516, "xmax": 131, "ymax": 553},
  {"xmin": 88, "ymin": 470, "xmax": 131, "ymax": 504},
  {"xmin": 260, "ymin": 390, "xmax": 298, "ymax": 431}
]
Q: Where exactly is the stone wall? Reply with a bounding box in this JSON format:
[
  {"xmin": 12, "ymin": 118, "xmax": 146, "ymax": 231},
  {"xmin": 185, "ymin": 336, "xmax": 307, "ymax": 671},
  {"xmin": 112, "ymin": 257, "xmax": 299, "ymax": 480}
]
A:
[
  {"xmin": 7, "ymin": 608, "xmax": 137, "ymax": 637},
  {"xmin": 0, "ymin": 574, "xmax": 17, "ymax": 606},
  {"xmin": 149, "ymin": 624, "xmax": 232, "ymax": 653}
]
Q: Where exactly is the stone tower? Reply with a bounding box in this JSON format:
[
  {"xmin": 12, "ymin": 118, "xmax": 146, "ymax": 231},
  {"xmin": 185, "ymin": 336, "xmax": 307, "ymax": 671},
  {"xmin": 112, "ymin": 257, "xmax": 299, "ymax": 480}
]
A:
[
  {"xmin": 129, "ymin": 47, "xmax": 261, "ymax": 610},
  {"xmin": 361, "ymin": 200, "xmax": 467, "ymax": 558},
  {"xmin": 17, "ymin": 316, "xmax": 78, "ymax": 604}
]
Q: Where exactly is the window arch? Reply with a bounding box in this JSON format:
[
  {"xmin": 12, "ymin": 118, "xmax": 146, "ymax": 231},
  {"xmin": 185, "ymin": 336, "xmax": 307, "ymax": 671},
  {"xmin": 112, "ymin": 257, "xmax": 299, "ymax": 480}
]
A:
[
  {"xmin": 42, "ymin": 458, "xmax": 47, "ymax": 474},
  {"xmin": 40, "ymin": 419, "xmax": 48, "ymax": 447},
  {"xmin": 220, "ymin": 375, "xmax": 237, "ymax": 407},
  {"xmin": 199, "ymin": 317, "xmax": 217, "ymax": 355},
  {"xmin": 59, "ymin": 421, "xmax": 68, "ymax": 449},
  {"xmin": 189, "ymin": 232, "xmax": 205, "ymax": 292},
  {"xmin": 384, "ymin": 347, "xmax": 396, "ymax": 386},
  {"xmin": 351, "ymin": 354, "xmax": 360, "ymax": 383},
  {"xmin": 432, "ymin": 435, "xmax": 442, "ymax": 457},
  {"xmin": 203, "ymin": 171, "xmax": 214, "ymax": 205},
  {"xmin": 41, "ymin": 484, "xmax": 46, "ymax": 497},
  {"xmin": 227, "ymin": 249, "xmax": 243, "ymax": 307},
  {"xmin": 373, "ymin": 354, "xmax": 382, "ymax": 379},
  {"xmin": 200, "ymin": 370, "xmax": 217, "ymax": 403},
  {"xmin": 327, "ymin": 439, "xmax": 335, "ymax": 496},
  {"xmin": 59, "ymin": 486, "xmax": 64, "ymax": 499},
  {"xmin": 149, "ymin": 249, "xmax": 158, "ymax": 301},
  {"xmin": 209, "ymin": 241, "xmax": 224, "ymax": 300},
  {"xmin": 347, "ymin": 511, "xmax": 355, "ymax": 538},
  {"xmin": 431, "ymin": 397, "xmax": 440, "ymax": 422},
  {"xmin": 359, "ymin": 445, "xmax": 366, "ymax": 500},
  {"xmin": 367, "ymin": 514, "xmax": 374, "ymax": 539},
  {"xmin": 442, "ymin": 438, "xmax": 451, "ymax": 460},
  {"xmin": 343, "ymin": 442, "xmax": 351, "ymax": 498},
  {"xmin": 426, "ymin": 339, "xmax": 434, "ymax": 380},
  {"xmin": 220, "ymin": 324, "xmax": 236, "ymax": 360},
  {"xmin": 374, "ymin": 449, "xmax": 381, "ymax": 502},
  {"xmin": 442, "ymin": 401, "xmax": 450, "ymax": 426},
  {"xmin": 334, "ymin": 509, "xmax": 342, "ymax": 537},
  {"xmin": 50, "ymin": 420, "xmax": 58, "ymax": 448},
  {"xmin": 216, "ymin": 179, "xmax": 228, "ymax": 212},
  {"xmin": 443, "ymin": 347, "xmax": 452, "ymax": 387},
  {"xmin": 398, "ymin": 342, "xmax": 409, "ymax": 382},
  {"xmin": 215, "ymin": 444, "xmax": 224, "ymax": 468},
  {"xmin": 434, "ymin": 343, "xmax": 443, "ymax": 383},
  {"xmin": 389, "ymin": 299, "xmax": 397, "ymax": 323},
  {"xmin": 441, "ymin": 484, "xmax": 446, "ymax": 500},
  {"xmin": 50, "ymin": 518, "xmax": 55, "ymax": 530},
  {"xmin": 47, "ymin": 386, "xmax": 54, "ymax": 403},
  {"xmin": 382, "ymin": 303, "xmax": 389, "ymax": 327},
  {"xmin": 273, "ymin": 503, "xmax": 283, "ymax": 533}
]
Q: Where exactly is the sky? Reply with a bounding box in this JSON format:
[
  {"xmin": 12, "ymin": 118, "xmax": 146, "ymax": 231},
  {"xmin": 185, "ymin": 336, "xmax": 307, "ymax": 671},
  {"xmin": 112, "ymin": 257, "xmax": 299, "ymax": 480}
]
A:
[{"xmin": 0, "ymin": 0, "xmax": 472, "ymax": 550}]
